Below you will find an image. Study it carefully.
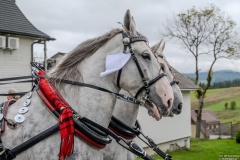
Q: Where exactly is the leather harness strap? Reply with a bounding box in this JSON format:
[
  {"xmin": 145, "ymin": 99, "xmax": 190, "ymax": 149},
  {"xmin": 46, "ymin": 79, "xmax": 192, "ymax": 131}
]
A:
[{"xmin": 37, "ymin": 88, "xmax": 110, "ymax": 149}]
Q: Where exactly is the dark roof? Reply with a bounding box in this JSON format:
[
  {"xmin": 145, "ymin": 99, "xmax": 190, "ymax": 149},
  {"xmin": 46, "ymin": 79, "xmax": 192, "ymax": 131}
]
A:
[
  {"xmin": 191, "ymin": 110, "xmax": 220, "ymax": 124},
  {"xmin": 172, "ymin": 67, "xmax": 199, "ymax": 90},
  {"xmin": 0, "ymin": 0, "xmax": 55, "ymax": 40},
  {"xmin": 191, "ymin": 110, "xmax": 228, "ymax": 137}
]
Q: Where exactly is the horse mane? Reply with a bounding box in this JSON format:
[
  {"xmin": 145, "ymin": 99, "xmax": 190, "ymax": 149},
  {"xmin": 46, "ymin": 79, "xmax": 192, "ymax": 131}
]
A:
[{"xmin": 49, "ymin": 28, "xmax": 123, "ymax": 82}]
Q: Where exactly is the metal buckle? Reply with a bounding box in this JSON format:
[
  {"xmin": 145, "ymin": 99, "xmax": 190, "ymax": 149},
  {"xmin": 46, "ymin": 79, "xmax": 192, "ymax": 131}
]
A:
[
  {"xmin": 73, "ymin": 114, "xmax": 82, "ymax": 120},
  {"xmin": 139, "ymin": 95, "xmax": 148, "ymax": 107},
  {"xmin": 129, "ymin": 141, "xmax": 146, "ymax": 156}
]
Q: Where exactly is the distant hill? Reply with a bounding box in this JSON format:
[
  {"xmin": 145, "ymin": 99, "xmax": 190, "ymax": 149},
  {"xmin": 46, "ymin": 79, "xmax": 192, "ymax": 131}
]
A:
[{"xmin": 184, "ymin": 70, "xmax": 240, "ymax": 84}]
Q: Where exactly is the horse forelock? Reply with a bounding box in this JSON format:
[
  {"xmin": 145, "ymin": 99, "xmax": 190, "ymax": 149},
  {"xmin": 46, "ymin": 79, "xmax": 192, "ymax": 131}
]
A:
[{"xmin": 49, "ymin": 29, "xmax": 123, "ymax": 83}]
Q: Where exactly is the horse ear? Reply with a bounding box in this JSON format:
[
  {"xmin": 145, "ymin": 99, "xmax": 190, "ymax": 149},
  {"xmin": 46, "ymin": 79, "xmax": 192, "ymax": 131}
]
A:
[
  {"xmin": 123, "ymin": 10, "xmax": 137, "ymax": 36},
  {"xmin": 151, "ymin": 40, "xmax": 165, "ymax": 56}
]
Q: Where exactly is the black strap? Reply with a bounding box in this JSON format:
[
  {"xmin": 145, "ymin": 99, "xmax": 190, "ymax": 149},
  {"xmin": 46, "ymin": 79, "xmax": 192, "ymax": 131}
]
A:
[
  {"xmin": 117, "ymin": 69, "xmax": 122, "ymax": 88},
  {"xmin": 110, "ymin": 116, "xmax": 172, "ymax": 160},
  {"xmin": 0, "ymin": 124, "xmax": 59, "ymax": 160},
  {"xmin": 0, "ymin": 76, "xmax": 33, "ymax": 82},
  {"xmin": 135, "ymin": 73, "xmax": 166, "ymax": 98},
  {"xmin": 39, "ymin": 77, "xmax": 141, "ymax": 105},
  {"xmin": 0, "ymin": 80, "xmax": 34, "ymax": 85},
  {"xmin": 0, "ymin": 93, "xmax": 27, "ymax": 96},
  {"xmin": 111, "ymin": 116, "xmax": 140, "ymax": 135},
  {"xmin": 170, "ymin": 79, "xmax": 179, "ymax": 86}
]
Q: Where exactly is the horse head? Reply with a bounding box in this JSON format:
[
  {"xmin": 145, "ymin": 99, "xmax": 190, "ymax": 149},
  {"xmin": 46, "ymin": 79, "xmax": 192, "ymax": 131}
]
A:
[
  {"xmin": 151, "ymin": 40, "xmax": 183, "ymax": 115},
  {"xmin": 117, "ymin": 10, "xmax": 174, "ymax": 120}
]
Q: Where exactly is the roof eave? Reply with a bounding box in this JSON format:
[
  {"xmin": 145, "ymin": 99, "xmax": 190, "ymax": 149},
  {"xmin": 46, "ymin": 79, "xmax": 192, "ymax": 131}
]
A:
[
  {"xmin": 0, "ymin": 29, "xmax": 56, "ymax": 41},
  {"xmin": 180, "ymin": 88, "xmax": 199, "ymax": 91}
]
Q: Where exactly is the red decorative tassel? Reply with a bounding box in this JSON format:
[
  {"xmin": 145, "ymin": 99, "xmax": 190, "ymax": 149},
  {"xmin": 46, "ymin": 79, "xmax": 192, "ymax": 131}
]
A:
[
  {"xmin": 38, "ymin": 70, "xmax": 75, "ymax": 160},
  {"xmin": 59, "ymin": 108, "xmax": 74, "ymax": 160}
]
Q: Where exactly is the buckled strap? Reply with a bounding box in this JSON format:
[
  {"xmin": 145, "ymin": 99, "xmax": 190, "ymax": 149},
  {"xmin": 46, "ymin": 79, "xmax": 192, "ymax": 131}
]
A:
[
  {"xmin": 170, "ymin": 79, "xmax": 179, "ymax": 86},
  {"xmin": 37, "ymin": 89, "xmax": 112, "ymax": 146},
  {"xmin": 135, "ymin": 73, "xmax": 166, "ymax": 98},
  {"xmin": 0, "ymin": 148, "xmax": 16, "ymax": 160}
]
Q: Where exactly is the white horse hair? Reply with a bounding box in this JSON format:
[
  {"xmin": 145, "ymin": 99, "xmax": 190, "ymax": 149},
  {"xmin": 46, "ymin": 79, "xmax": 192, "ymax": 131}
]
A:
[
  {"xmin": 102, "ymin": 40, "xmax": 183, "ymax": 160},
  {"xmin": 2, "ymin": 10, "xmax": 173, "ymax": 160}
]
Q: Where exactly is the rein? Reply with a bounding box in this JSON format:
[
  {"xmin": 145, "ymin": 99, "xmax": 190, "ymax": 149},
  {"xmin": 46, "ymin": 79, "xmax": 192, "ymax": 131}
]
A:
[{"xmin": 110, "ymin": 116, "xmax": 172, "ymax": 160}]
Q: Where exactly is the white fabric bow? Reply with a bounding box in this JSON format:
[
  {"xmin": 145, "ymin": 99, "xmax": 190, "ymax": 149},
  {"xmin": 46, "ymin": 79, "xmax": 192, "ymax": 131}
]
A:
[{"xmin": 100, "ymin": 53, "xmax": 131, "ymax": 77}]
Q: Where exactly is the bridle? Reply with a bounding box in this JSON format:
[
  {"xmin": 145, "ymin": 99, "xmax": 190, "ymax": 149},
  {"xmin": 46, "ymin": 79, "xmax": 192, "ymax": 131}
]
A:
[
  {"xmin": 117, "ymin": 32, "xmax": 166, "ymax": 106},
  {"xmin": 157, "ymin": 54, "xmax": 179, "ymax": 87}
]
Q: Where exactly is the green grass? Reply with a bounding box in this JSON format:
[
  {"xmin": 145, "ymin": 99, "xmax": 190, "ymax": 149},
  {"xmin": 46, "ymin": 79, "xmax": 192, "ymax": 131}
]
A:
[
  {"xmin": 191, "ymin": 87, "xmax": 240, "ymax": 109},
  {"xmin": 137, "ymin": 139, "xmax": 240, "ymax": 160},
  {"xmin": 204, "ymin": 97, "xmax": 240, "ymax": 111},
  {"xmin": 191, "ymin": 87, "xmax": 240, "ymax": 124},
  {"xmin": 215, "ymin": 110, "xmax": 240, "ymax": 124}
]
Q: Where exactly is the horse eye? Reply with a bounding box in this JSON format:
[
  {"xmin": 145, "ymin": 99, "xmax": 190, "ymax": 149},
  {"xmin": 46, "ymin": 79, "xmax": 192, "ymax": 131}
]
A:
[{"xmin": 142, "ymin": 53, "xmax": 151, "ymax": 60}]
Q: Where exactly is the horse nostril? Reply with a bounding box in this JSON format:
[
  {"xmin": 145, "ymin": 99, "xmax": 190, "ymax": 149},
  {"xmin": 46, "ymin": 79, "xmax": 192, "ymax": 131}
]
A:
[
  {"xmin": 178, "ymin": 103, "xmax": 182, "ymax": 111},
  {"xmin": 167, "ymin": 99, "xmax": 171, "ymax": 108}
]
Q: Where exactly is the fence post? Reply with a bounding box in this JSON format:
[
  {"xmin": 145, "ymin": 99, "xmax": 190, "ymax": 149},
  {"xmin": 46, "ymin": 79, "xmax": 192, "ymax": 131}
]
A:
[
  {"xmin": 231, "ymin": 122, "xmax": 233, "ymax": 138},
  {"xmin": 219, "ymin": 122, "xmax": 221, "ymax": 139}
]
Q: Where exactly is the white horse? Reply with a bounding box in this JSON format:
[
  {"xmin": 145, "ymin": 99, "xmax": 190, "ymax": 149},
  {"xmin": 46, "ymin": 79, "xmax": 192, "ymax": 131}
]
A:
[
  {"xmin": 151, "ymin": 40, "xmax": 183, "ymax": 115},
  {"xmin": 1, "ymin": 10, "xmax": 173, "ymax": 160},
  {"xmin": 102, "ymin": 40, "xmax": 183, "ymax": 160}
]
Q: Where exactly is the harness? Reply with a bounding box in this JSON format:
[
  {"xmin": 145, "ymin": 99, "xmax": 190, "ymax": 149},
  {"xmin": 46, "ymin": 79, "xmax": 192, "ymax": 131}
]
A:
[
  {"xmin": 0, "ymin": 31, "xmax": 166, "ymax": 160},
  {"xmin": 109, "ymin": 117, "xmax": 172, "ymax": 160}
]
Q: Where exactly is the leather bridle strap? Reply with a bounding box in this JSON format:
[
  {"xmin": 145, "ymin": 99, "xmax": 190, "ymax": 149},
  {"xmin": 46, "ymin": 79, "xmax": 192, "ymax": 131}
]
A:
[
  {"xmin": 170, "ymin": 79, "xmax": 179, "ymax": 86},
  {"xmin": 119, "ymin": 32, "xmax": 151, "ymax": 100},
  {"xmin": 117, "ymin": 68, "xmax": 122, "ymax": 88},
  {"xmin": 135, "ymin": 72, "xmax": 166, "ymax": 98},
  {"xmin": 158, "ymin": 55, "xmax": 179, "ymax": 87},
  {"xmin": 36, "ymin": 76, "xmax": 142, "ymax": 105},
  {"xmin": 118, "ymin": 32, "xmax": 167, "ymax": 99}
]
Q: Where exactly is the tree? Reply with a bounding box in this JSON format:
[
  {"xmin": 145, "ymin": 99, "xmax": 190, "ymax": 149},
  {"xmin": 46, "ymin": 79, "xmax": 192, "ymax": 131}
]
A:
[
  {"xmin": 230, "ymin": 101, "xmax": 236, "ymax": 110},
  {"xmin": 160, "ymin": 4, "xmax": 240, "ymax": 138},
  {"xmin": 224, "ymin": 102, "xmax": 228, "ymax": 109}
]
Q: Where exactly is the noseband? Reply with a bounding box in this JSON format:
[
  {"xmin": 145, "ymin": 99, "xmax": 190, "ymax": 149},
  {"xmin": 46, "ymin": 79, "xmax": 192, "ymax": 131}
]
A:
[{"xmin": 117, "ymin": 32, "xmax": 166, "ymax": 106}]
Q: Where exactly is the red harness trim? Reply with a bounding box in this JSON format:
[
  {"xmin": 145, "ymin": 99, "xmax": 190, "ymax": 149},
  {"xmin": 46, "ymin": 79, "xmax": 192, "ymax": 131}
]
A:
[
  {"xmin": 37, "ymin": 89, "xmax": 106, "ymax": 150},
  {"xmin": 108, "ymin": 126, "xmax": 136, "ymax": 140},
  {"xmin": 38, "ymin": 70, "xmax": 74, "ymax": 160},
  {"xmin": 37, "ymin": 71, "xmax": 106, "ymax": 155}
]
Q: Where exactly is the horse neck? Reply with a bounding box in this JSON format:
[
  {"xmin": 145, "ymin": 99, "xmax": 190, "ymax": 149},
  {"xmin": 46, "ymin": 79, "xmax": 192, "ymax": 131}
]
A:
[
  {"xmin": 48, "ymin": 35, "xmax": 125, "ymax": 128},
  {"xmin": 113, "ymin": 90, "xmax": 139, "ymax": 126}
]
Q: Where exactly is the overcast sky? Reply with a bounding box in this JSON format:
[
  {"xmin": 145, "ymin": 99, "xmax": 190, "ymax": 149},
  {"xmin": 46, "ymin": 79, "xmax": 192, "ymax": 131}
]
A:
[{"xmin": 16, "ymin": 0, "xmax": 240, "ymax": 73}]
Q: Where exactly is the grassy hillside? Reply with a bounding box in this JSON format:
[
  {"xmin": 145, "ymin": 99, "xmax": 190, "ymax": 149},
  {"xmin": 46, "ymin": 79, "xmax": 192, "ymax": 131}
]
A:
[
  {"xmin": 137, "ymin": 138, "xmax": 240, "ymax": 160},
  {"xmin": 191, "ymin": 86, "xmax": 240, "ymax": 124}
]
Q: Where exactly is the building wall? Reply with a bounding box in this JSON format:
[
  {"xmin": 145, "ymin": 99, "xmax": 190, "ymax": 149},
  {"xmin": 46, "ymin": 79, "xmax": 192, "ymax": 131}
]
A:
[
  {"xmin": 136, "ymin": 90, "xmax": 191, "ymax": 152},
  {"xmin": 0, "ymin": 36, "xmax": 33, "ymax": 102}
]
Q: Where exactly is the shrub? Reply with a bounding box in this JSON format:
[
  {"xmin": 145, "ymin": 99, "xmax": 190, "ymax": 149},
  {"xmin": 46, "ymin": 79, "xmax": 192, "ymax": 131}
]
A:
[
  {"xmin": 224, "ymin": 102, "xmax": 228, "ymax": 109},
  {"xmin": 231, "ymin": 101, "xmax": 236, "ymax": 110},
  {"xmin": 236, "ymin": 131, "xmax": 240, "ymax": 143}
]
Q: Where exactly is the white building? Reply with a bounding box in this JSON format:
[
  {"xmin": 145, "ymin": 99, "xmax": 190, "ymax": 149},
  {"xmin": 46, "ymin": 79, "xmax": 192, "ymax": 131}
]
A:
[
  {"xmin": 136, "ymin": 68, "xmax": 198, "ymax": 153},
  {"xmin": 0, "ymin": 0, "xmax": 54, "ymax": 102}
]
